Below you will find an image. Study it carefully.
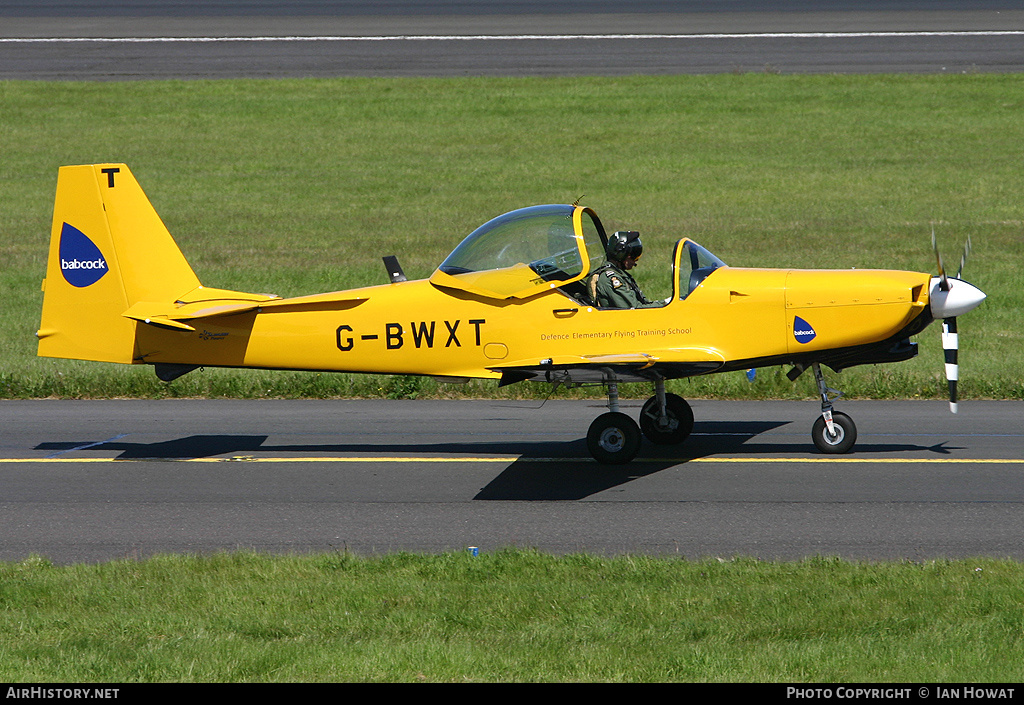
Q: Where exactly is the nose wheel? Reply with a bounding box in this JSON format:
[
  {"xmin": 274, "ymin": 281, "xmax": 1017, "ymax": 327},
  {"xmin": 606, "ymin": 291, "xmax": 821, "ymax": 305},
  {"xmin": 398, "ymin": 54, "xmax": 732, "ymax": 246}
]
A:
[
  {"xmin": 809, "ymin": 362, "xmax": 858, "ymax": 454},
  {"xmin": 811, "ymin": 410, "xmax": 857, "ymax": 454}
]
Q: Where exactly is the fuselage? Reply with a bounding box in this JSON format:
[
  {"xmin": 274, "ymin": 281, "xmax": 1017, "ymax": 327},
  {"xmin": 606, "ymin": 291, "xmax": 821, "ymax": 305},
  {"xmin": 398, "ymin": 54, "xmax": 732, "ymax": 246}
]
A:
[{"xmin": 132, "ymin": 264, "xmax": 934, "ymax": 380}]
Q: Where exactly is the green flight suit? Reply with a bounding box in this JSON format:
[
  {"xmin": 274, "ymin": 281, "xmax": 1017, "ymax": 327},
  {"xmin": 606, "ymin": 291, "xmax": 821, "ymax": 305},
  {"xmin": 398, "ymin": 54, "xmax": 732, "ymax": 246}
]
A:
[{"xmin": 588, "ymin": 261, "xmax": 664, "ymax": 309}]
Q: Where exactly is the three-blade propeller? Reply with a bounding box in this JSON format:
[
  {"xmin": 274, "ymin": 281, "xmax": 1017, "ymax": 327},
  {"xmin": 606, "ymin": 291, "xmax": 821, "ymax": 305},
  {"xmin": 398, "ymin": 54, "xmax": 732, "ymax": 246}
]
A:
[{"xmin": 930, "ymin": 231, "xmax": 984, "ymax": 413}]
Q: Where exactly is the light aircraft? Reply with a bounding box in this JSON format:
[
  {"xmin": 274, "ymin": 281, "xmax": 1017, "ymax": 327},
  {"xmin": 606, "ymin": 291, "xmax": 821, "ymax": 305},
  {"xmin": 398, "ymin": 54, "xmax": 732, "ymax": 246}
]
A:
[{"xmin": 38, "ymin": 164, "xmax": 986, "ymax": 464}]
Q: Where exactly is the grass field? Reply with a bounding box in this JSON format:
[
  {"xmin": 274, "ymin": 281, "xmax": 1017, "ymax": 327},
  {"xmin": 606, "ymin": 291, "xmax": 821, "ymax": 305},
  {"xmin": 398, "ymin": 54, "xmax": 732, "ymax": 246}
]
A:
[
  {"xmin": 3, "ymin": 550, "xmax": 1024, "ymax": 683},
  {"xmin": 3, "ymin": 75, "xmax": 1024, "ymax": 684},
  {"xmin": 1, "ymin": 74, "xmax": 1022, "ymax": 400}
]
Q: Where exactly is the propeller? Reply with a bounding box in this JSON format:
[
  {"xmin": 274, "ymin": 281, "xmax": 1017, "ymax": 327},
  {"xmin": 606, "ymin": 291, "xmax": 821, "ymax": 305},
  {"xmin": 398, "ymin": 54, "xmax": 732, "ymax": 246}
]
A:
[{"xmin": 929, "ymin": 231, "xmax": 984, "ymax": 413}]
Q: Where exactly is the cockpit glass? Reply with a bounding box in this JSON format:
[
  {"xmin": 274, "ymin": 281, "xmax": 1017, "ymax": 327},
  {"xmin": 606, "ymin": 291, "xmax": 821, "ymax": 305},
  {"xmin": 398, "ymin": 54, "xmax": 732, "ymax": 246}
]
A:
[
  {"xmin": 678, "ymin": 240, "xmax": 727, "ymax": 299},
  {"xmin": 439, "ymin": 205, "xmax": 582, "ymax": 279}
]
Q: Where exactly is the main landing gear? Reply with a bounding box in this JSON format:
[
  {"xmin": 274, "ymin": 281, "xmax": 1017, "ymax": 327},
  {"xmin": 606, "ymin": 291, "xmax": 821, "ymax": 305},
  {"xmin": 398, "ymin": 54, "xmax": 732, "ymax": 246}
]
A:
[
  {"xmin": 586, "ymin": 379, "xmax": 694, "ymax": 465},
  {"xmin": 585, "ymin": 363, "xmax": 859, "ymax": 464}
]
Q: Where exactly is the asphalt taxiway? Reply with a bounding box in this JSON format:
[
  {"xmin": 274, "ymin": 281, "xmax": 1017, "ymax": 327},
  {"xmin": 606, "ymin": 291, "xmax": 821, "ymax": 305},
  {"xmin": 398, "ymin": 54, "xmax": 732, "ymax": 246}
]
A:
[{"xmin": 2, "ymin": 399, "xmax": 1022, "ymax": 564}]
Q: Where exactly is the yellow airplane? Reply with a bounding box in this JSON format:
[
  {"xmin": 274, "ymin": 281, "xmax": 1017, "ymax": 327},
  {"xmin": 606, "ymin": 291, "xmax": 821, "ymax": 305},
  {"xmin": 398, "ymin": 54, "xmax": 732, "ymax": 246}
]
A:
[{"xmin": 38, "ymin": 164, "xmax": 986, "ymax": 464}]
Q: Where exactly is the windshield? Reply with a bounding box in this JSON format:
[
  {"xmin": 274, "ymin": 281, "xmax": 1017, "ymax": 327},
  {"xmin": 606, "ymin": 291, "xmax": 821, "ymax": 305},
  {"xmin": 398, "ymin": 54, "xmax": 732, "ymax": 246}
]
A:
[
  {"xmin": 677, "ymin": 239, "xmax": 727, "ymax": 299},
  {"xmin": 433, "ymin": 205, "xmax": 607, "ymax": 299}
]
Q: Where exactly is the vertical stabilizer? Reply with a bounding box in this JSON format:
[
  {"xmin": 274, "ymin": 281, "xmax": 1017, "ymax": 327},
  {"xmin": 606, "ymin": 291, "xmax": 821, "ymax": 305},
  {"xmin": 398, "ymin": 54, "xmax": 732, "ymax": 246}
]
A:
[{"xmin": 37, "ymin": 164, "xmax": 201, "ymax": 363}]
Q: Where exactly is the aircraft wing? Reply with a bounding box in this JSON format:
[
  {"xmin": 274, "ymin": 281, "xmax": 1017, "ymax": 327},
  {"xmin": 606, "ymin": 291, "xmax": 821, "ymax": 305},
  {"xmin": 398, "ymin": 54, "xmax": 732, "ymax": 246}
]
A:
[
  {"xmin": 491, "ymin": 347, "xmax": 726, "ymax": 386},
  {"xmin": 122, "ymin": 287, "xmax": 368, "ymax": 331}
]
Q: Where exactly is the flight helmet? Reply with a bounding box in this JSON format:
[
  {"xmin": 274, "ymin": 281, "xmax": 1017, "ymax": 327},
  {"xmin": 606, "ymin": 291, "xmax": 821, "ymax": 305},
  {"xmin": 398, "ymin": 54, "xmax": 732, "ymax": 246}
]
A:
[{"xmin": 606, "ymin": 230, "xmax": 643, "ymax": 262}]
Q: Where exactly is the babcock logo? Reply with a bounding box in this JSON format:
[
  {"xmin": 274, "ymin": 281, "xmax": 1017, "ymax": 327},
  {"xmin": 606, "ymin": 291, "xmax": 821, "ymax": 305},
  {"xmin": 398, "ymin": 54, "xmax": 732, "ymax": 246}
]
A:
[
  {"xmin": 793, "ymin": 316, "xmax": 817, "ymax": 344},
  {"xmin": 59, "ymin": 223, "xmax": 108, "ymax": 288}
]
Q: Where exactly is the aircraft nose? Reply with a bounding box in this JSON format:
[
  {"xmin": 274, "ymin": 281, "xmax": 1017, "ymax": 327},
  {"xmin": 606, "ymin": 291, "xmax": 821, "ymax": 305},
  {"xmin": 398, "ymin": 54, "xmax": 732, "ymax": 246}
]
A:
[{"xmin": 929, "ymin": 276, "xmax": 986, "ymax": 319}]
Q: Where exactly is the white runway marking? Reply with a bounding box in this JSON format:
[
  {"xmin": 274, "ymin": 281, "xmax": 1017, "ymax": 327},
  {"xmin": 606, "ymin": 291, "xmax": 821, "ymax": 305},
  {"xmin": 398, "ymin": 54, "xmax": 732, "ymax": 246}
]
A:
[
  {"xmin": 4, "ymin": 456, "xmax": 1024, "ymax": 464},
  {"xmin": 3, "ymin": 31, "xmax": 1023, "ymax": 43}
]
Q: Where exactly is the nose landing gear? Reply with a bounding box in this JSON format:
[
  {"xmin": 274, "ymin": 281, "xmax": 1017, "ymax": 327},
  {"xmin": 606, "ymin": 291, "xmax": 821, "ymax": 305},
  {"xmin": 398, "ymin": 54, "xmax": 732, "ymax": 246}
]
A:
[{"xmin": 809, "ymin": 362, "xmax": 857, "ymax": 454}]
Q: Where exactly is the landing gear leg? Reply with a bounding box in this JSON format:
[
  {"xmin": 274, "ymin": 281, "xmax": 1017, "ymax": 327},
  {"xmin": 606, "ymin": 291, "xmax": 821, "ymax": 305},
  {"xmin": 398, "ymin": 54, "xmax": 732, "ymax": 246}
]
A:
[
  {"xmin": 587, "ymin": 380, "xmax": 642, "ymax": 465},
  {"xmin": 810, "ymin": 362, "xmax": 857, "ymax": 454},
  {"xmin": 640, "ymin": 379, "xmax": 694, "ymax": 445}
]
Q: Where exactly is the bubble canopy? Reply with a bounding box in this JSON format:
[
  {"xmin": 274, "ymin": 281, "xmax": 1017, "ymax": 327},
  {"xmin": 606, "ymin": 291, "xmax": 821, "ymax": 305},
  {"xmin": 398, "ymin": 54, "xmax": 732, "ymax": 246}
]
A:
[{"xmin": 430, "ymin": 205, "xmax": 608, "ymax": 300}]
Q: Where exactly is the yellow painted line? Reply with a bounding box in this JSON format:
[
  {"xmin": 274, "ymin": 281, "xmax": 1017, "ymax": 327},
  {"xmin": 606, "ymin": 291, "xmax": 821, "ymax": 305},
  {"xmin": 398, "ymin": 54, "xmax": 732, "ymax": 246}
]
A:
[{"xmin": 2, "ymin": 456, "xmax": 1024, "ymax": 465}]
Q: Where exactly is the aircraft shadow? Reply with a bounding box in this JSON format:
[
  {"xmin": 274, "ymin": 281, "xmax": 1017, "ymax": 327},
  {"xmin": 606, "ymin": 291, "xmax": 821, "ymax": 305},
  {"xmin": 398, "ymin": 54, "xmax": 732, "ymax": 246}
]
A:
[
  {"xmin": 34, "ymin": 421, "xmax": 964, "ymax": 501},
  {"xmin": 36, "ymin": 435, "xmax": 269, "ymax": 460},
  {"xmin": 474, "ymin": 427, "xmax": 965, "ymax": 500}
]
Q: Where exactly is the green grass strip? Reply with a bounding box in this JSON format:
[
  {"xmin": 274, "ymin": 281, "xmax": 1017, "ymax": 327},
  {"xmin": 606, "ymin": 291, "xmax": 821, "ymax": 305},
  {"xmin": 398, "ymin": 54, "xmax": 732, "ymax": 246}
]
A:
[
  {"xmin": 2, "ymin": 550, "xmax": 1023, "ymax": 682},
  {"xmin": 2, "ymin": 74, "xmax": 1022, "ymax": 400}
]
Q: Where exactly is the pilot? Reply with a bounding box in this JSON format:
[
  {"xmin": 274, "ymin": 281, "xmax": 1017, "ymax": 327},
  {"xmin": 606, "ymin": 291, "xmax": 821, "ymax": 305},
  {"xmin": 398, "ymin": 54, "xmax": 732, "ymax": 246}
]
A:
[{"xmin": 588, "ymin": 230, "xmax": 665, "ymax": 309}]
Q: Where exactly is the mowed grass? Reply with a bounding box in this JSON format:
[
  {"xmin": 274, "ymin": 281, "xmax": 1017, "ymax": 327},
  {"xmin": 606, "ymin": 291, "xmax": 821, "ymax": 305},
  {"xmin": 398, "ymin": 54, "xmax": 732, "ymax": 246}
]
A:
[
  {"xmin": 1, "ymin": 74, "xmax": 1022, "ymax": 400},
  {"xmin": 3, "ymin": 550, "xmax": 1024, "ymax": 683},
  {"xmin": 3, "ymin": 76, "xmax": 1024, "ymax": 684}
]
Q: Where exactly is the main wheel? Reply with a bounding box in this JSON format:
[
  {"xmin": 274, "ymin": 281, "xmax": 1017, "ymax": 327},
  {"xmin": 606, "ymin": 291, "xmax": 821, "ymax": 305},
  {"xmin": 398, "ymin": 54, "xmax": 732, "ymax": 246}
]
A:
[
  {"xmin": 587, "ymin": 412, "xmax": 642, "ymax": 465},
  {"xmin": 811, "ymin": 411, "xmax": 857, "ymax": 454},
  {"xmin": 639, "ymin": 393, "xmax": 694, "ymax": 445}
]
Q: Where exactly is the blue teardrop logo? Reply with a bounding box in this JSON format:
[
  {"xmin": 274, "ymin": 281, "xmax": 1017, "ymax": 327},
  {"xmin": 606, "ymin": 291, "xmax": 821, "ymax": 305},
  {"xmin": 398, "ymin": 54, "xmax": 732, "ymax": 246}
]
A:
[
  {"xmin": 59, "ymin": 223, "xmax": 108, "ymax": 288},
  {"xmin": 793, "ymin": 316, "xmax": 817, "ymax": 344}
]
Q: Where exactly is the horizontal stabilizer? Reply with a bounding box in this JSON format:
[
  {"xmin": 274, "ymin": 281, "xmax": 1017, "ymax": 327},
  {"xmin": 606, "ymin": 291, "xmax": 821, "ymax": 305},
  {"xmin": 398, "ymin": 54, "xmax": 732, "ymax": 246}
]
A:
[
  {"xmin": 123, "ymin": 288, "xmax": 369, "ymax": 328},
  {"xmin": 120, "ymin": 303, "xmax": 198, "ymax": 331}
]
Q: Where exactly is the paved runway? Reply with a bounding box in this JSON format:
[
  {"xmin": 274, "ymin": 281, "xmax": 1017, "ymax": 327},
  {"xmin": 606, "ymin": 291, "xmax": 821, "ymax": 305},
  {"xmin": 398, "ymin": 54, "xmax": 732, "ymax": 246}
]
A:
[
  {"xmin": 2, "ymin": 399, "xmax": 1022, "ymax": 564},
  {"xmin": 3, "ymin": 2, "xmax": 1024, "ymax": 78},
  {"xmin": 4, "ymin": 1, "xmax": 1022, "ymax": 564}
]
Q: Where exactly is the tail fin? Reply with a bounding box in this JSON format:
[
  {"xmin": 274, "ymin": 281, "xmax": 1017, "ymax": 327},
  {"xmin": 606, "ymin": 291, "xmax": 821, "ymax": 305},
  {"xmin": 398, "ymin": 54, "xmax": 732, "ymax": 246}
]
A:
[{"xmin": 37, "ymin": 164, "xmax": 201, "ymax": 363}]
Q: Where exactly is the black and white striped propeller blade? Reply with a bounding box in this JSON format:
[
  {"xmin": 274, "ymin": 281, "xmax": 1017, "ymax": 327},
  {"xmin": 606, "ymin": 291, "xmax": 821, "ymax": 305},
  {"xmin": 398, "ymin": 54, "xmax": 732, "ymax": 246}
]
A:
[
  {"xmin": 930, "ymin": 234, "xmax": 983, "ymax": 414},
  {"xmin": 941, "ymin": 317, "xmax": 959, "ymax": 413}
]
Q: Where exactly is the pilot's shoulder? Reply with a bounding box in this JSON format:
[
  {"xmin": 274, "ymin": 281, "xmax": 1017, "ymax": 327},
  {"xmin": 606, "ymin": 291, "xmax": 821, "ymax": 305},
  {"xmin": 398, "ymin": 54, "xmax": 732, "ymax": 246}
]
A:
[{"xmin": 601, "ymin": 269, "xmax": 625, "ymax": 289}]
